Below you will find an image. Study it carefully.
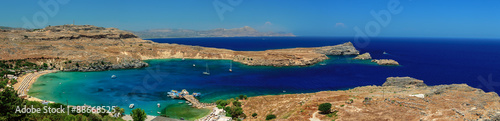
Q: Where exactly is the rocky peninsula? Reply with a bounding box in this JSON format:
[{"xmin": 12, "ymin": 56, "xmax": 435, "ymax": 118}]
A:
[
  {"xmin": 240, "ymin": 77, "xmax": 500, "ymax": 121},
  {"xmin": 0, "ymin": 25, "xmax": 358, "ymax": 71}
]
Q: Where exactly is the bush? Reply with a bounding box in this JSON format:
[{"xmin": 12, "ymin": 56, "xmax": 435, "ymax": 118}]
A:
[
  {"xmin": 139, "ymin": 44, "xmax": 143, "ymax": 46},
  {"xmin": 239, "ymin": 95, "xmax": 248, "ymax": 100},
  {"xmin": 252, "ymin": 113, "xmax": 257, "ymax": 117},
  {"xmin": 232, "ymin": 100, "xmax": 242, "ymax": 107},
  {"xmin": 130, "ymin": 108, "xmax": 147, "ymax": 121},
  {"xmin": 265, "ymin": 114, "xmax": 276, "ymax": 120},
  {"xmin": 318, "ymin": 103, "xmax": 332, "ymax": 114}
]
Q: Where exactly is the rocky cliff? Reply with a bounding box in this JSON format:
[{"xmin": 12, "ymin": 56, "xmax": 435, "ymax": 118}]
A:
[{"xmin": 0, "ymin": 25, "xmax": 357, "ymax": 71}]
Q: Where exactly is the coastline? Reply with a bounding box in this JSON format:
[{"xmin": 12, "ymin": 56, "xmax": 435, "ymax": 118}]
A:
[{"xmin": 13, "ymin": 70, "xmax": 58, "ymax": 96}]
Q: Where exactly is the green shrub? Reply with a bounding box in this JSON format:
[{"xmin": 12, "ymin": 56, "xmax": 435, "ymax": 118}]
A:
[
  {"xmin": 130, "ymin": 108, "xmax": 147, "ymax": 121},
  {"xmin": 319, "ymin": 103, "xmax": 332, "ymax": 114},
  {"xmin": 266, "ymin": 114, "xmax": 276, "ymax": 120},
  {"xmin": 252, "ymin": 113, "xmax": 257, "ymax": 117}
]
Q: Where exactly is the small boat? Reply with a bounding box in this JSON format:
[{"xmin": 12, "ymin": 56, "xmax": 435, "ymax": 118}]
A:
[
  {"xmin": 178, "ymin": 102, "xmax": 183, "ymax": 104},
  {"xmin": 182, "ymin": 58, "xmax": 185, "ymax": 61},
  {"xmin": 193, "ymin": 64, "xmax": 196, "ymax": 67},
  {"xmin": 320, "ymin": 63, "xmax": 326, "ymax": 65},
  {"xmin": 383, "ymin": 51, "xmax": 388, "ymax": 55},
  {"xmin": 229, "ymin": 61, "xmax": 233, "ymax": 72},
  {"xmin": 157, "ymin": 103, "xmax": 160, "ymax": 108},
  {"xmin": 203, "ymin": 63, "xmax": 210, "ymax": 75},
  {"xmin": 157, "ymin": 111, "xmax": 161, "ymax": 114},
  {"xmin": 129, "ymin": 104, "xmax": 134, "ymax": 109},
  {"xmin": 111, "ymin": 75, "xmax": 117, "ymax": 79},
  {"xmin": 188, "ymin": 103, "xmax": 192, "ymax": 106}
]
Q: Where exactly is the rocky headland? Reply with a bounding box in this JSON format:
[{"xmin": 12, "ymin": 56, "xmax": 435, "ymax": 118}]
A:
[
  {"xmin": 240, "ymin": 77, "xmax": 500, "ymax": 121},
  {"xmin": 0, "ymin": 25, "xmax": 358, "ymax": 71}
]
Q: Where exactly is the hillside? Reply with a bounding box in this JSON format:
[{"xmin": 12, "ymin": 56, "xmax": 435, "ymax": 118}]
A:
[{"xmin": 132, "ymin": 26, "xmax": 295, "ymax": 39}]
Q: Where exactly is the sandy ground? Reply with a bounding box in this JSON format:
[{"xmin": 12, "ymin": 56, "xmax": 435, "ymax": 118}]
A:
[
  {"xmin": 121, "ymin": 115, "xmax": 156, "ymax": 121},
  {"xmin": 13, "ymin": 70, "xmax": 58, "ymax": 95}
]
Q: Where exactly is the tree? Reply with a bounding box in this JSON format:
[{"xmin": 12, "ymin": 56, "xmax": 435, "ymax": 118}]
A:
[
  {"xmin": 130, "ymin": 108, "xmax": 147, "ymax": 121},
  {"xmin": 318, "ymin": 103, "xmax": 332, "ymax": 114},
  {"xmin": 0, "ymin": 87, "xmax": 26, "ymax": 121},
  {"xmin": 252, "ymin": 113, "xmax": 257, "ymax": 117},
  {"xmin": 43, "ymin": 63, "xmax": 48, "ymax": 68},
  {"xmin": 113, "ymin": 106, "xmax": 125, "ymax": 118},
  {"xmin": 265, "ymin": 114, "xmax": 276, "ymax": 120}
]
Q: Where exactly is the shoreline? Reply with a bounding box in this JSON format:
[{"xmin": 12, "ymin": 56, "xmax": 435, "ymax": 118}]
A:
[{"xmin": 13, "ymin": 70, "xmax": 58, "ymax": 96}]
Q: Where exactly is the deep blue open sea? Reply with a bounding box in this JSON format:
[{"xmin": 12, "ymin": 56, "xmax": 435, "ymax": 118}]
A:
[{"xmin": 29, "ymin": 37, "xmax": 500, "ymax": 118}]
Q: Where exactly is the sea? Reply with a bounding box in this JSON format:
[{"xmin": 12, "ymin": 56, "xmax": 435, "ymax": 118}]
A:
[{"xmin": 29, "ymin": 37, "xmax": 500, "ymax": 120}]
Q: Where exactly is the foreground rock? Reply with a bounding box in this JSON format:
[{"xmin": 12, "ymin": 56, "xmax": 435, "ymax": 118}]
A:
[
  {"xmin": 0, "ymin": 25, "xmax": 359, "ymax": 71},
  {"xmin": 372, "ymin": 59, "xmax": 399, "ymax": 65},
  {"xmin": 241, "ymin": 77, "xmax": 500, "ymax": 121},
  {"xmin": 353, "ymin": 52, "xmax": 371, "ymax": 60},
  {"xmin": 383, "ymin": 77, "xmax": 427, "ymax": 87}
]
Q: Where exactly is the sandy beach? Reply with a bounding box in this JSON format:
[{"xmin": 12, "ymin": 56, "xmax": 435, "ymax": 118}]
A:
[{"xmin": 13, "ymin": 70, "xmax": 58, "ymax": 96}]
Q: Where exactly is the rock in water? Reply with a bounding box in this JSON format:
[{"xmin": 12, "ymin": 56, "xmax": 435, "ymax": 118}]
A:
[
  {"xmin": 353, "ymin": 52, "xmax": 372, "ymax": 60},
  {"xmin": 371, "ymin": 59, "xmax": 399, "ymax": 65},
  {"xmin": 383, "ymin": 77, "xmax": 427, "ymax": 87}
]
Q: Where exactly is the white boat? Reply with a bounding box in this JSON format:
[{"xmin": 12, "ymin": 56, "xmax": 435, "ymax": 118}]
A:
[
  {"xmin": 229, "ymin": 61, "xmax": 233, "ymax": 72},
  {"xmin": 193, "ymin": 64, "xmax": 196, "ymax": 67},
  {"xmin": 383, "ymin": 51, "xmax": 388, "ymax": 54},
  {"xmin": 203, "ymin": 63, "xmax": 210, "ymax": 75},
  {"xmin": 320, "ymin": 63, "xmax": 326, "ymax": 65},
  {"xmin": 188, "ymin": 103, "xmax": 192, "ymax": 106},
  {"xmin": 178, "ymin": 102, "xmax": 183, "ymax": 104},
  {"xmin": 111, "ymin": 75, "xmax": 117, "ymax": 79},
  {"xmin": 157, "ymin": 103, "xmax": 160, "ymax": 108},
  {"xmin": 182, "ymin": 58, "xmax": 185, "ymax": 61},
  {"xmin": 129, "ymin": 104, "xmax": 134, "ymax": 109}
]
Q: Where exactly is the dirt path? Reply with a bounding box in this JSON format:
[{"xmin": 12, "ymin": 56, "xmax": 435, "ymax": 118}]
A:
[{"xmin": 309, "ymin": 111, "xmax": 321, "ymax": 121}]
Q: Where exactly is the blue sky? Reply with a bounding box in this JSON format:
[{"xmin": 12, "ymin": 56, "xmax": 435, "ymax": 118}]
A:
[{"xmin": 1, "ymin": 0, "xmax": 500, "ymax": 38}]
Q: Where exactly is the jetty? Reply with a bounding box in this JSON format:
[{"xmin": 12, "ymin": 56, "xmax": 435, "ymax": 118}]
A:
[{"xmin": 168, "ymin": 89, "xmax": 215, "ymax": 108}]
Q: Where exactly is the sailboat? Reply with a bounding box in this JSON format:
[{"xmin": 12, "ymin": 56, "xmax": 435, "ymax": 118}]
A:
[
  {"xmin": 383, "ymin": 51, "xmax": 388, "ymax": 55},
  {"xmin": 203, "ymin": 63, "xmax": 210, "ymax": 75},
  {"xmin": 229, "ymin": 61, "xmax": 233, "ymax": 72}
]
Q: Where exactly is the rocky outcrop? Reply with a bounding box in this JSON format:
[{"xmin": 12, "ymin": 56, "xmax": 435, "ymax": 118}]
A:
[
  {"xmin": 314, "ymin": 42, "xmax": 359, "ymax": 55},
  {"xmin": 371, "ymin": 59, "xmax": 399, "ymax": 65},
  {"xmin": 383, "ymin": 77, "xmax": 427, "ymax": 87},
  {"xmin": 353, "ymin": 52, "xmax": 372, "ymax": 60},
  {"xmin": 64, "ymin": 59, "xmax": 148, "ymax": 72}
]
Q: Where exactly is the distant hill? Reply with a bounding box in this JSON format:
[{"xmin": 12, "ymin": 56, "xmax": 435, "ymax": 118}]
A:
[
  {"xmin": 132, "ymin": 26, "xmax": 295, "ymax": 39},
  {"xmin": 0, "ymin": 26, "xmax": 25, "ymax": 30}
]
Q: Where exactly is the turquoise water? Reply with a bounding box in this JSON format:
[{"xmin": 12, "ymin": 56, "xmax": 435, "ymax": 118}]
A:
[{"xmin": 29, "ymin": 56, "xmax": 375, "ymax": 117}]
